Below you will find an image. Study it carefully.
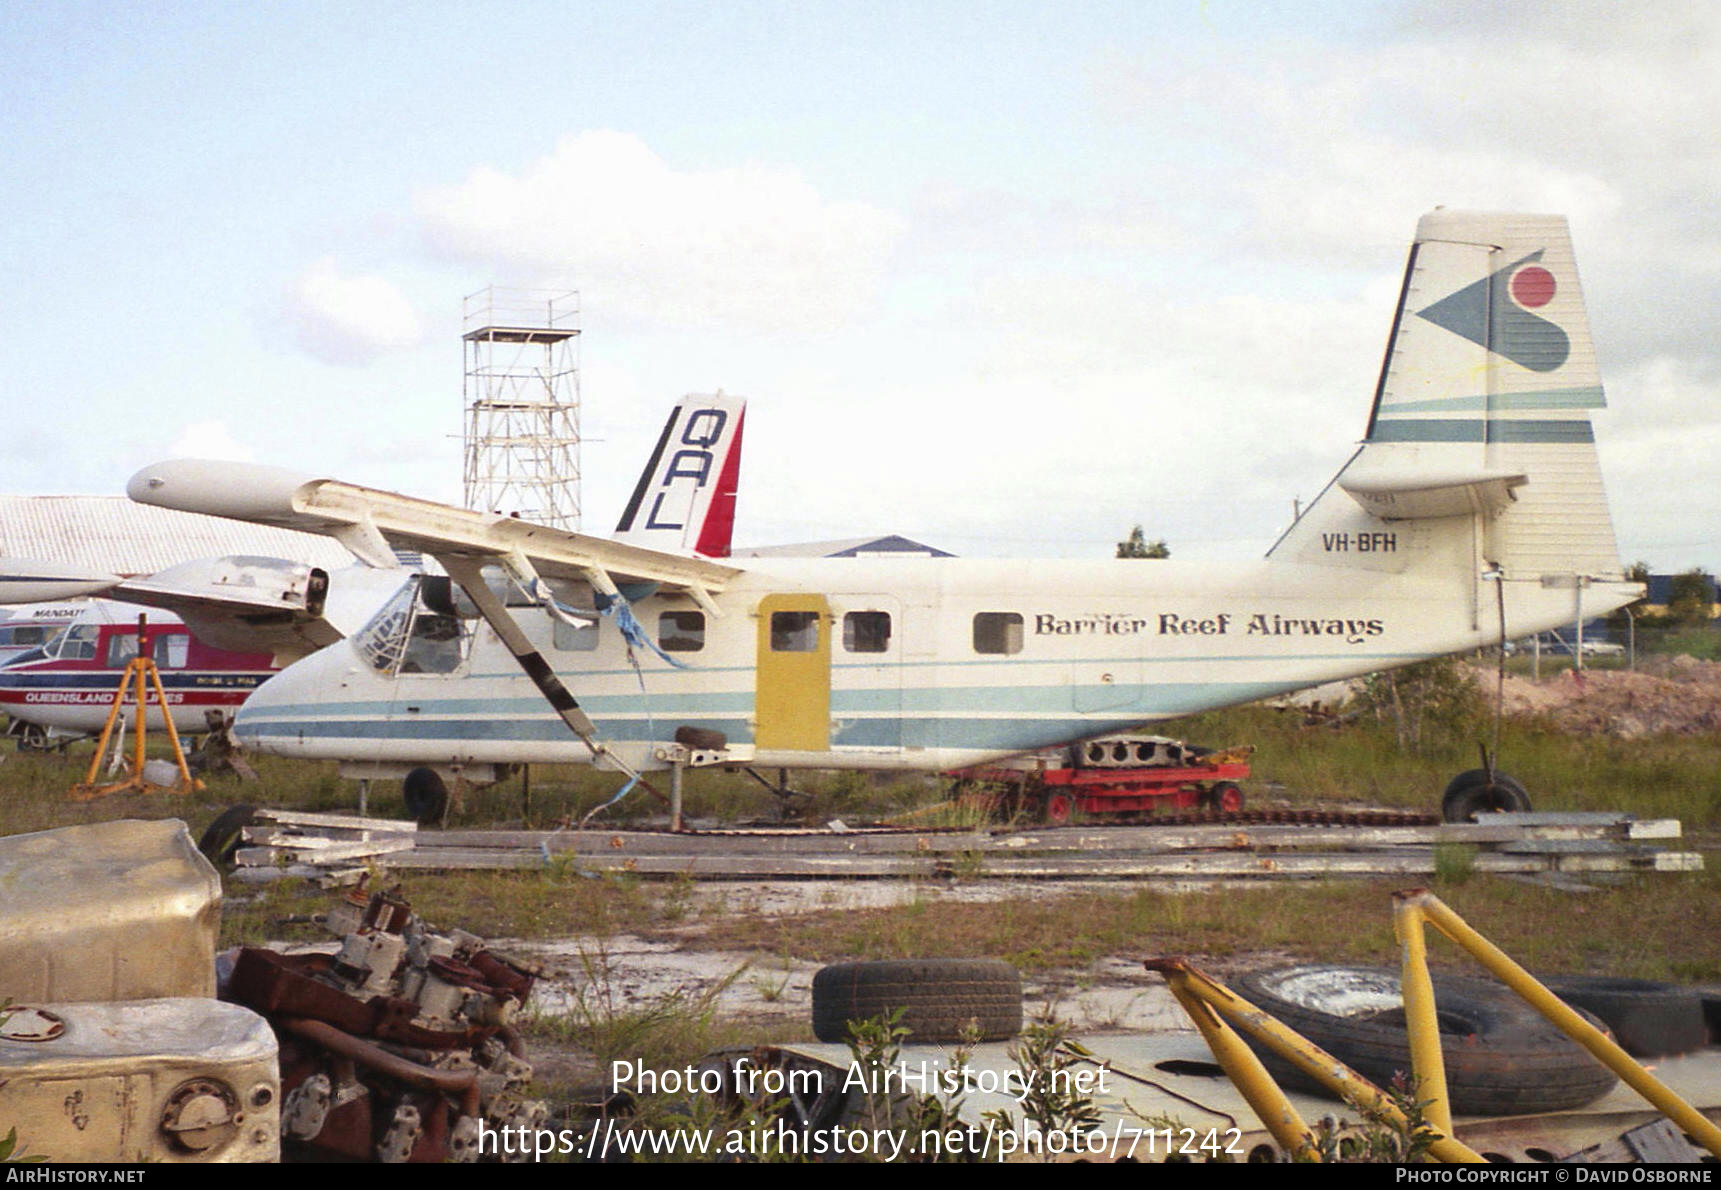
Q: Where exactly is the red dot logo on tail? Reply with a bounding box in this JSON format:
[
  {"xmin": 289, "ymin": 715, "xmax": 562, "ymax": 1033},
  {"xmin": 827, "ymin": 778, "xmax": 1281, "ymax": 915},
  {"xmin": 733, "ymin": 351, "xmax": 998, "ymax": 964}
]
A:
[{"xmin": 1509, "ymin": 265, "xmax": 1556, "ymax": 308}]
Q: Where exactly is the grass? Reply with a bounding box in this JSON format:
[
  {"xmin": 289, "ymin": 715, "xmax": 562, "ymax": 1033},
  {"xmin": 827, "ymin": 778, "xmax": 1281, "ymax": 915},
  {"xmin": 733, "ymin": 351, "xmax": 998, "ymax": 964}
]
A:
[
  {"xmin": 5, "ymin": 691, "xmax": 1720, "ymax": 994},
  {"xmin": 686, "ymin": 867, "xmax": 1721, "ymax": 984}
]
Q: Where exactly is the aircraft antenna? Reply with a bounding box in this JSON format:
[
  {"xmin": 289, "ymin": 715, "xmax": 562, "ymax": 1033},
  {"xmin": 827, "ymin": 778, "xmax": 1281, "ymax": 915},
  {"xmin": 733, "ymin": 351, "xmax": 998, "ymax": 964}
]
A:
[{"xmin": 462, "ymin": 287, "xmax": 582, "ymax": 529}]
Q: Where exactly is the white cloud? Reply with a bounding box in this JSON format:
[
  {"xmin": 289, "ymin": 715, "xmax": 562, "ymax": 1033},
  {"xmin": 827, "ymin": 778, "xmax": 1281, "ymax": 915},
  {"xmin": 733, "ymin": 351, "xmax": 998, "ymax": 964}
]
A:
[
  {"xmin": 168, "ymin": 419, "xmax": 255, "ymax": 462},
  {"xmin": 284, "ymin": 258, "xmax": 424, "ymax": 366},
  {"xmin": 416, "ymin": 130, "xmax": 905, "ymax": 333}
]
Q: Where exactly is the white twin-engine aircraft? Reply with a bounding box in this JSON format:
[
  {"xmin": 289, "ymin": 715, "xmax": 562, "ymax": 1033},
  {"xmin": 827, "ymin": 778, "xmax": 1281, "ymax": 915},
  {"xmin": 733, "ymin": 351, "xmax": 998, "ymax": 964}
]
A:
[{"xmin": 130, "ymin": 211, "xmax": 1640, "ymax": 801}]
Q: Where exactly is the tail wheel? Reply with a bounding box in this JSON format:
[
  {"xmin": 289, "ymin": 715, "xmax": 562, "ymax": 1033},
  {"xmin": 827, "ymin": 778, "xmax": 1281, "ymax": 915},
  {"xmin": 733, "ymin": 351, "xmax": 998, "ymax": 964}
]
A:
[
  {"xmin": 1440, "ymin": 769, "xmax": 1530, "ymax": 823},
  {"xmin": 1044, "ymin": 792, "xmax": 1076, "ymax": 824},
  {"xmin": 1205, "ymin": 781, "xmax": 1245, "ymax": 814}
]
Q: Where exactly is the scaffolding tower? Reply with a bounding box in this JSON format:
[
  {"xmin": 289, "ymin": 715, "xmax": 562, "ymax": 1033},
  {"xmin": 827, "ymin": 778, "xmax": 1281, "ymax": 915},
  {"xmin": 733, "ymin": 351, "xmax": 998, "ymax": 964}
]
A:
[{"xmin": 462, "ymin": 287, "xmax": 582, "ymax": 529}]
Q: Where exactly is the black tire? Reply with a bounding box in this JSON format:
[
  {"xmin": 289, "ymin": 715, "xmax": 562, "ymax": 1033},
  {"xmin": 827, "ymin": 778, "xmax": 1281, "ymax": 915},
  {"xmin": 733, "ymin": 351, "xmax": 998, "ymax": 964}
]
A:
[
  {"xmin": 197, "ymin": 804, "xmax": 258, "ymax": 871},
  {"xmin": 1204, "ymin": 781, "xmax": 1245, "ymax": 814},
  {"xmin": 1541, "ymin": 975, "xmax": 1710, "ymax": 1057},
  {"xmin": 812, "ymin": 959, "xmax": 1022, "ymax": 1043},
  {"xmin": 1044, "ymin": 792, "xmax": 1076, "ymax": 825},
  {"xmin": 1441, "ymin": 770, "xmax": 1531, "ymax": 823},
  {"xmin": 1234, "ymin": 965, "xmax": 1619, "ymax": 1115},
  {"xmin": 674, "ymin": 725, "xmax": 728, "ymax": 751},
  {"xmin": 14, "ymin": 722, "xmax": 51, "ymax": 752},
  {"xmin": 402, "ymin": 767, "xmax": 449, "ymax": 825}
]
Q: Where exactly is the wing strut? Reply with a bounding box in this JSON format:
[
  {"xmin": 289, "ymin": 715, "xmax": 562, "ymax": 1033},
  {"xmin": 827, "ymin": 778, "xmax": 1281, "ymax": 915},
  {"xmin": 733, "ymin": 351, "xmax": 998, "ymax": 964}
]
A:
[{"xmin": 438, "ymin": 555, "xmax": 638, "ymax": 782}]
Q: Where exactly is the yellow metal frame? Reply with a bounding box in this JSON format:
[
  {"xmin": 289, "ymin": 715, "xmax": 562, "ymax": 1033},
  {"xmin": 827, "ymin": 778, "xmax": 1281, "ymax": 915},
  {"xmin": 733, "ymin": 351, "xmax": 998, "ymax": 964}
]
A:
[
  {"xmin": 1144, "ymin": 957, "xmax": 1486, "ymax": 1162},
  {"xmin": 68, "ymin": 645, "xmax": 203, "ymax": 801},
  {"xmin": 1392, "ymin": 888, "xmax": 1721, "ymax": 1157},
  {"xmin": 1150, "ymin": 886, "xmax": 1721, "ymax": 1163}
]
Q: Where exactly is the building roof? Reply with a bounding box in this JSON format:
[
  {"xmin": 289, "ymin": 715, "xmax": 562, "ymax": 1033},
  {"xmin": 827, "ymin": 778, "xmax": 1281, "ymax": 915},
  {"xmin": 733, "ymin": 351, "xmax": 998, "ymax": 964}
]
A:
[
  {"xmin": 731, "ymin": 534, "xmax": 955, "ymax": 559},
  {"xmin": 0, "ymin": 495, "xmax": 357, "ymax": 577}
]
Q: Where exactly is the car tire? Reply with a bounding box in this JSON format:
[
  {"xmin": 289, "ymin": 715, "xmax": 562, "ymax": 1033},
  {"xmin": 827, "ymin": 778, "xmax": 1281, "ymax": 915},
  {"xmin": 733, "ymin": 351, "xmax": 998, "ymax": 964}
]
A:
[
  {"xmin": 1541, "ymin": 975, "xmax": 1710, "ymax": 1057},
  {"xmin": 1234, "ymin": 964, "xmax": 1619, "ymax": 1115},
  {"xmin": 811, "ymin": 959, "xmax": 1022, "ymax": 1043},
  {"xmin": 197, "ymin": 804, "xmax": 258, "ymax": 871}
]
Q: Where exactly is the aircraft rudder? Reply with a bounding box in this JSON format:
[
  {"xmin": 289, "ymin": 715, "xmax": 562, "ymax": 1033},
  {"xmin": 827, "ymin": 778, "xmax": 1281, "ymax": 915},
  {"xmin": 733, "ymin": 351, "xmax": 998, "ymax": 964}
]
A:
[
  {"xmin": 1274, "ymin": 211, "xmax": 1623, "ymax": 583},
  {"xmin": 612, "ymin": 393, "xmax": 746, "ymax": 557}
]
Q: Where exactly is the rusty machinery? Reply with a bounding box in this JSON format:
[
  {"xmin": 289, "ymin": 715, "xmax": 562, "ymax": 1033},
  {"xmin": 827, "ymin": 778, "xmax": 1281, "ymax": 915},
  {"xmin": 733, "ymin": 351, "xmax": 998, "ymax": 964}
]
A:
[{"xmin": 226, "ymin": 881, "xmax": 549, "ymax": 1162}]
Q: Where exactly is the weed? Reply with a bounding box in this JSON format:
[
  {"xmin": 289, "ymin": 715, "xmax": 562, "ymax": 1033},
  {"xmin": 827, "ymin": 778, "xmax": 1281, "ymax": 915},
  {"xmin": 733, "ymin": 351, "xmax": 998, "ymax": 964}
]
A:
[
  {"xmin": 1301, "ymin": 1074, "xmax": 1440, "ymax": 1163},
  {"xmin": 527, "ymin": 945, "xmax": 753, "ymax": 1075},
  {"xmin": 842, "ymin": 1010, "xmax": 984, "ymax": 1162},
  {"xmin": 1432, "ymin": 843, "xmax": 1477, "ymax": 885},
  {"xmin": 981, "ymin": 1010, "xmax": 1101, "ymax": 1157}
]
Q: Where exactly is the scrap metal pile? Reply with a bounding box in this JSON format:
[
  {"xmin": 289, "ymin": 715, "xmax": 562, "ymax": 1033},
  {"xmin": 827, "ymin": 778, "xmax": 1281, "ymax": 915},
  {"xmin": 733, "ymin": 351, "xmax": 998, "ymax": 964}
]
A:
[{"xmin": 225, "ymin": 880, "xmax": 548, "ymax": 1162}]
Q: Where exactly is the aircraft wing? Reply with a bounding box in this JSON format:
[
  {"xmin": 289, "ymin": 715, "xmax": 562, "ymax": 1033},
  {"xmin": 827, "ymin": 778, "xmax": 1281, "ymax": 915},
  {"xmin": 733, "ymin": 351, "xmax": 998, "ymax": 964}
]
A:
[
  {"xmin": 105, "ymin": 555, "xmax": 348, "ymax": 662},
  {"xmin": 0, "ymin": 558, "xmax": 122, "ymax": 604},
  {"xmin": 127, "ymin": 460, "xmax": 745, "ymax": 601}
]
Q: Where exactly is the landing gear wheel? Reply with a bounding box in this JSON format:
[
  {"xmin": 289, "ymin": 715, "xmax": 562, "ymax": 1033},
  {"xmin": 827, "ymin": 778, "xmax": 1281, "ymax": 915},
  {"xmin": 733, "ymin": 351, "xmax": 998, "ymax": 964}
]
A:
[
  {"xmin": 1440, "ymin": 769, "xmax": 1531, "ymax": 823},
  {"xmin": 1204, "ymin": 781, "xmax": 1245, "ymax": 814},
  {"xmin": 811, "ymin": 959, "xmax": 1023, "ymax": 1043},
  {"xmin": 1234, "ymin": 964, "xmax": 1619, "ymax": 1115},
  {"xmin": 15, "ymin": 722, "xmax": 49, "ymax": 752},
  {"xmin": 402, "ymin": 767, "xmax": 450, "ymax": 825},
  {"xmin": 197, "ymin": 804, "xmax": 258, "ymax": 871},
  {"xmin": 1044, "ymin": 792, "xmax": 1076, "ymax": 825}
]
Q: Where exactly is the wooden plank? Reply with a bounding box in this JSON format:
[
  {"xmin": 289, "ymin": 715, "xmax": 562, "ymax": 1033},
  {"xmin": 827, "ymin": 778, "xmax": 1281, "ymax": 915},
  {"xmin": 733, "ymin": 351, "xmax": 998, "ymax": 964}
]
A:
[
  {"xmin": 254, "ymin": 808, "xmax": 417, "ymax": 834},
  {"xmin": 426, "ymin": 818, "xmax": 1668, "ymax": 858},
  {"xmin": 235, "ymin": 837, "xmax": 416, "ymax": 866}
]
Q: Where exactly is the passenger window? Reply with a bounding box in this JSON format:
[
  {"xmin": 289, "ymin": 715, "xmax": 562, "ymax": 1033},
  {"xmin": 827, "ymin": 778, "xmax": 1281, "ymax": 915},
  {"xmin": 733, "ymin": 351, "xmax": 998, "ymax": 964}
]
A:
[
  {"xmin": 553, "ymin": 617, "xmax": 600, "ymax": 652},
  {"xmin": 153, "ymin": 635, "xmax": 189, "ymax": 669},
  {"xmin": 659, "ymin": 611, "xmax": 705, "ymax": 652},
  {"xmin": 973, "ymin": 612, "xmax": 1024, "ymax": 655},
  {"xmin": 843, "ymin": 611, "xmax": 891, "ymax": 653},
  {"xmin": 770, "ymin": 611, "xmax": 819, "ymax": 652},
  {"xmin": 106, "ymin": 634, "xmax": 141, "ymax": 667}
]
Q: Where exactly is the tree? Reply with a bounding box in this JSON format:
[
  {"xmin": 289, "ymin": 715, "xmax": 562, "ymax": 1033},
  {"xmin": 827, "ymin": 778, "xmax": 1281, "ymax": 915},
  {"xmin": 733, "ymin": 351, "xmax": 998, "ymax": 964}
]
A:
[
  {"xmin": 1667, "ymin": 568, "xmax": 1717, "ymax": 627},
  {"xmin": 1116, "ymin": 525, "xmax": 1170, "ymax": 559},
  {"xmin": 1607, "ymin": 561, "xmax": 1653, "ymax": 631}
]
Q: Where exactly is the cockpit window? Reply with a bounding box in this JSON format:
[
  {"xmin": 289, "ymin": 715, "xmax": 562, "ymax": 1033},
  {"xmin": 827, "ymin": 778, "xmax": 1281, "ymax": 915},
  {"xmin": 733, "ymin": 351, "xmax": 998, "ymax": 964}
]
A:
[
  {"xmin": 355, "ymin": 580, "xmax": 418, "ymax": 675},
  {"xmin": 400, "ymin": 610, "xmax": 465, "ymax": 674},
  {"xmin": 355, "ymin": 577, "xmax": 471, "ymax": 676},
  {"xmin": 53, "ymin": 624, "xmax": 99, "ymax": 661}
]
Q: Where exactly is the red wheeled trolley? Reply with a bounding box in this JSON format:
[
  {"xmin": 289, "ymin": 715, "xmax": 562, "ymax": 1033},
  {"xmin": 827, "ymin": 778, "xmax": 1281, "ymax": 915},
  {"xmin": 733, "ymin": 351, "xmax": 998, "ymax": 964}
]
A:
[{"xmin": 953, "ymin": 736, "xmax": 1251, "ymax": 824}]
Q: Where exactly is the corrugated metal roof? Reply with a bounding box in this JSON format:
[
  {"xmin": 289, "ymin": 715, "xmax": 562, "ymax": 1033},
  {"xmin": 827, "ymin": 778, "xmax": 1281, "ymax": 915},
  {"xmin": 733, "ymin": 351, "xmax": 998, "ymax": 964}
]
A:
[
  {"xmin": 734, "ymin": 534, "xmax": 955, "ymax": 558},
  {"xmin": 0, "ymin": 496, "xmax": 357, "ymax": 577}
]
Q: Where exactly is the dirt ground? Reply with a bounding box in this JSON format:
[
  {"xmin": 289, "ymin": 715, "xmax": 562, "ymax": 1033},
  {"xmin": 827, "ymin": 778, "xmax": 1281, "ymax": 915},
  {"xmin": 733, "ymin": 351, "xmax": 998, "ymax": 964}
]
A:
[
  {"xmin": 1479, "ymin": 657, "xmax": 1721, "ymax": 737},
  {"xmin": 509, "ymin": 878, "xmax": 1237, "ymax": 1091}
]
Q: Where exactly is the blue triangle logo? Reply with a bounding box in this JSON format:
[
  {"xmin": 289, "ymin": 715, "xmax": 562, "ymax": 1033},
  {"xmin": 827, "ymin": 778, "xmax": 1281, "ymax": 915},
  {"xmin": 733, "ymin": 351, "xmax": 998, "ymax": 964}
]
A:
[{"xmin": 1415, "ymin": 250, "xmax": 1570, "ymax": 373}]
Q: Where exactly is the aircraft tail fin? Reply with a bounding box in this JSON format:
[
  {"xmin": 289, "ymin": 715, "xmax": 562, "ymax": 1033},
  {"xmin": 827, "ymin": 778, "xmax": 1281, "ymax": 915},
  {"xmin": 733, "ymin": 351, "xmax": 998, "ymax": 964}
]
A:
[
  {"xmin": 612, "ymin": 393, "xmax": 745, "ymax": 558},
  {"xmin": 1271, "ymin": 210, "xmax": 1625, "ymax": 585}
]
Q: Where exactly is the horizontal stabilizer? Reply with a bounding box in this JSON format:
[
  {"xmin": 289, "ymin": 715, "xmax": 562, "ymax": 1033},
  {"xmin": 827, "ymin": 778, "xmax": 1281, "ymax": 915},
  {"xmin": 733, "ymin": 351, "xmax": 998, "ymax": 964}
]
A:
[{"xmin": 1339, "ymin": 462, "xmax": 1527, "ymax": 520}]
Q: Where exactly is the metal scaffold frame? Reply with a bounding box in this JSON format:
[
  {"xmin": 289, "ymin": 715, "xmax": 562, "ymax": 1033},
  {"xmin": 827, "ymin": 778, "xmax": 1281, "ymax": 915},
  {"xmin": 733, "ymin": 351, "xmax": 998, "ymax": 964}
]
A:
[{"xmin": 462, "ymin": 286, "xmax": 582, "ymax": 529}]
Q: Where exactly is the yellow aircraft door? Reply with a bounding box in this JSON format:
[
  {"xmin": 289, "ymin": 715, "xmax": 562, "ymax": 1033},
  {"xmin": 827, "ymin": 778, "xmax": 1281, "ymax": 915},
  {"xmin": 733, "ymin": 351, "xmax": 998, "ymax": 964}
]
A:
[{"xmin": 755, "ymin": 594, "xmax": 831, "ymax": 752}]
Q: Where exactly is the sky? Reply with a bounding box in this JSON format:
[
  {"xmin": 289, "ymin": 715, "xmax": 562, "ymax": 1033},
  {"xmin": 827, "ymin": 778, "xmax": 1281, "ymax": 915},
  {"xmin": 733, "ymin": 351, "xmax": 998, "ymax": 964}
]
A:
[{"xmin": 2, "ymin": 0, "xmax": 1715, "ymax": 570}]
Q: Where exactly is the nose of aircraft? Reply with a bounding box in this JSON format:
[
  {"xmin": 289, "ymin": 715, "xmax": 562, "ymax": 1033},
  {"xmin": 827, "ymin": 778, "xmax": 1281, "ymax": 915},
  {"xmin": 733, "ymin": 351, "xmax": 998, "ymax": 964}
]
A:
[{"xmin": 236, "ymin": 641, "xmax": 376, "ymax": 755}]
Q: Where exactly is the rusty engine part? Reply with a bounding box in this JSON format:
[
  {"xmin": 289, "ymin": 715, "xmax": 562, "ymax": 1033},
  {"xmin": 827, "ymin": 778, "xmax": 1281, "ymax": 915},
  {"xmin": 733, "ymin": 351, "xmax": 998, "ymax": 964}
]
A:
[{"xmin": 225, "ymin": 879, "xmax": 547, "ymax": 1162}]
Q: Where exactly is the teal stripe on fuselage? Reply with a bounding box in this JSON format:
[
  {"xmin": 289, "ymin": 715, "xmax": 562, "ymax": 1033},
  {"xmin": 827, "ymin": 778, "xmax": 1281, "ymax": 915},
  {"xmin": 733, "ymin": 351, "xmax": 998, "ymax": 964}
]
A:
[{"xmin": 238, "ymin": 676, "xmax": 1322, "ymax": 754}]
